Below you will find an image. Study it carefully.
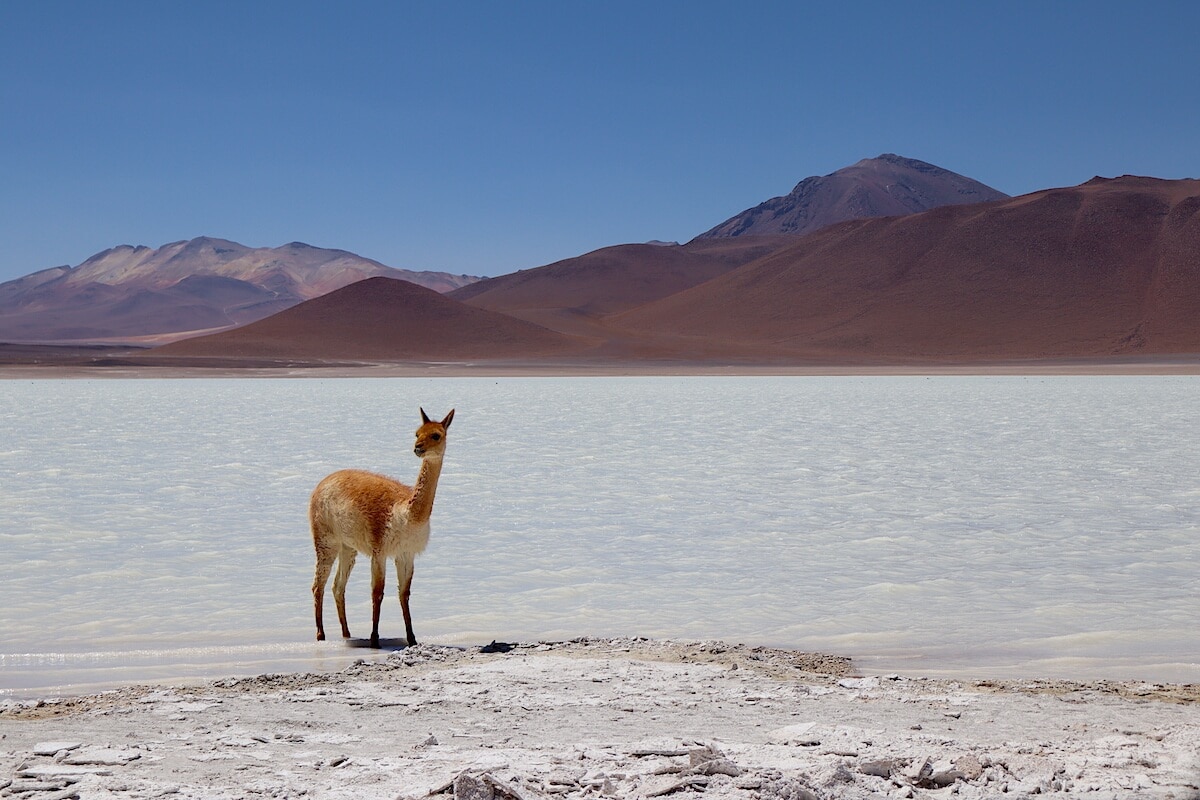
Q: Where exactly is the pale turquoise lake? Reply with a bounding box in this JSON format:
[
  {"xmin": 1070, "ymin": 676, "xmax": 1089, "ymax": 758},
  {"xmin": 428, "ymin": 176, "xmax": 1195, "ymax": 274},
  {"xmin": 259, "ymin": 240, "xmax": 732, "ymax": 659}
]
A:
[{"xmin": 2, "ymin": 376, "xmax": 1197, "ymax": 697}]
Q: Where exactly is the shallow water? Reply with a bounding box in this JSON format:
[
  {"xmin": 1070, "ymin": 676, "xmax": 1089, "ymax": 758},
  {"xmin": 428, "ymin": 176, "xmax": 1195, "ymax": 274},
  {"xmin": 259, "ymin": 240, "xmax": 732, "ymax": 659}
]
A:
[{"xmin": 2, "ymin": 376, "xmax": 1198, "ymax": 697}]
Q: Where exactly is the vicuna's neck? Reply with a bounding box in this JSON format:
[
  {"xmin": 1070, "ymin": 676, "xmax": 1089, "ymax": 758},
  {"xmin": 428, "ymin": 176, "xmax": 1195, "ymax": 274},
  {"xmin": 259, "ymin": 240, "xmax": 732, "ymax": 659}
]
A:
[{"xmin": 404, "ymin": 455, "xmax": 444, "ymax": 524}]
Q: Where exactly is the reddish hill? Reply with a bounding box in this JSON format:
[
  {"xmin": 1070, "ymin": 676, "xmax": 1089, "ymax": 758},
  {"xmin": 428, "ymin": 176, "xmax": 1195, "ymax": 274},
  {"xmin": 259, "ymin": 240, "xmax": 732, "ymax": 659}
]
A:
[
  {"xmin": 613, "ymin": 176, "xmax": 1200, "ymax": 360},
  {"xmin": 154, "ymin": 277, "xmax": 584, "ymax": 361},
  {"xmin": 697, "ymin": 154, "xmax": 1009, "ymax": 239},
  {"xmin": 450, "ymin": 237, "xmax": 793, "ymax": 337}
]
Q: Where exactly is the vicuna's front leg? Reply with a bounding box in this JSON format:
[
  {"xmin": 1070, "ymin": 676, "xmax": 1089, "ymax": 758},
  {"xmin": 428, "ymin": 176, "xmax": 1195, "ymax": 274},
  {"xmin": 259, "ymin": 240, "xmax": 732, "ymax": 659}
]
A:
[
  {"xmin": 332, "ymin": 546, "xmax": 357, "ymax": 639},
  {"xmin": 396, "ymin": 554, "xmax": 417, "ymax": 646},
  {"xmin": 312, "ymin": 544, "xmax": 337, "ymax": 642},
  {"xmin": 369, "ymin": 554, "xmax": 386, "ymax": 648}
]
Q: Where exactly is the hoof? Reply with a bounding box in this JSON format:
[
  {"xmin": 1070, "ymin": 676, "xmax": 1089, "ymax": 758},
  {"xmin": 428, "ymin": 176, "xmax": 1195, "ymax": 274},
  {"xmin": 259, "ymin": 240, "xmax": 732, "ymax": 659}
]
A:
[
  {"xmin": 370, "ymin": 634, "xmax": 380, "ymax": 649},
  {"xmin": 316, "ymin": 632, "xmax": 325, "ymax": 642}
]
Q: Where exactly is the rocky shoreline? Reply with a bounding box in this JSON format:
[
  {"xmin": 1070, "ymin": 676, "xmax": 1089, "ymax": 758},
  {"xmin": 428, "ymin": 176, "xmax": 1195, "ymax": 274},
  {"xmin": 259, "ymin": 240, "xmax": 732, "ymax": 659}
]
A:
[{"xmin": 2, "ymin": 638, "xmax": 1198, "ymax": 799}]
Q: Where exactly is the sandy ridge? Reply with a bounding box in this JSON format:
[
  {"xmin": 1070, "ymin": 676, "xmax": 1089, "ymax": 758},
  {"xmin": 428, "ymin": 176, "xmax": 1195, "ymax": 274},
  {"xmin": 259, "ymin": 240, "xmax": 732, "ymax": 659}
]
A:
[{"xmin": 2, "ymin": 639, "xmax": 1198, "ymax": 799}]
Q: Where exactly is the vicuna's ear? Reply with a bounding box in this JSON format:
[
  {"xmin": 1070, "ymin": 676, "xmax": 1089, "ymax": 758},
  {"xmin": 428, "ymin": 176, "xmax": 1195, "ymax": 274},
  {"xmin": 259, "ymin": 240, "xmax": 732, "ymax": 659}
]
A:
[
  {"xmin": 441, "ymin": 409, "xmax": 455, "ymax": 428},
  {"xmin": 420, "ymin": 407, "xmax": 432, "ymax": 425}
]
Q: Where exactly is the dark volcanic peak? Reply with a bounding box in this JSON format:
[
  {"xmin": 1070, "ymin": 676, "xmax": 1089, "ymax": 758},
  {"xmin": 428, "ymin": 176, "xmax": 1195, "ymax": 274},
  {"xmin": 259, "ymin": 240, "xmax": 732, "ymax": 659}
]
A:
[
  {"xmin": 617, "ymin": 175, "xmax": 1200, "ymax": 360},
  {"xmin": 697, "ymin": 154, "xmax": 1009, "ymax": 239}
]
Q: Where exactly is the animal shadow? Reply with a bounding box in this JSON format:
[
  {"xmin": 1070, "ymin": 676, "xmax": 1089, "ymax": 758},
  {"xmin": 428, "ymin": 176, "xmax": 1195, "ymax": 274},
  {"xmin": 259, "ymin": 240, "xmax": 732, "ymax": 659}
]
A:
[{"xmin": 344, "ymin": 637, "xmax": 413, "ymax": 651}]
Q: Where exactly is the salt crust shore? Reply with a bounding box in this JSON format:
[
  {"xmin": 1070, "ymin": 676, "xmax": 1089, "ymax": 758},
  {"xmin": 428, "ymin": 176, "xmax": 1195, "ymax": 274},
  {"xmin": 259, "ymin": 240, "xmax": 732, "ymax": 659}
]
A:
[{"xmin": 2, "ymin": 639, "xmax": 1198, "ymax": 800}]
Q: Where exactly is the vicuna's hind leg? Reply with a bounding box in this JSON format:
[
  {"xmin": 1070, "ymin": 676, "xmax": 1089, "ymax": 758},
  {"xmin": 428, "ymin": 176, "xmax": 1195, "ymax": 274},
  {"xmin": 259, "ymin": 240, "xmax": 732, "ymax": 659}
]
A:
[
  {"xmin": 396, "ymin": 554, "xmax": 417, "ymax": 646},
  {"xmin": 312, "ymin": 542, "xmax": 337, "ymax": 642},
  {"xmin": 332, "ymin": 546, "xmax": 357, "ymax": 639},
  {"xmin": 369, "ymin": 554, "xmax": 386, "ymax": 648}
]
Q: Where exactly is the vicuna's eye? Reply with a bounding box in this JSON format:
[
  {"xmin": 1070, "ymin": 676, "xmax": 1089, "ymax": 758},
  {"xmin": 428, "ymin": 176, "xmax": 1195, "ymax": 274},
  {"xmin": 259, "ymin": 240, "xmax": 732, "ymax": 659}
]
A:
[{"xmin": 431, "ymin": 433, "xmax": 441, "ymax": 441}]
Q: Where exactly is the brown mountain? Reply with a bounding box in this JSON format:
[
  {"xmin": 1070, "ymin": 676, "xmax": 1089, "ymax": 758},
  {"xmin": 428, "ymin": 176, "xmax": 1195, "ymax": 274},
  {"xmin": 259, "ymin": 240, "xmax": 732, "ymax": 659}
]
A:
[
  {"xmin": 153, "ymin": 277, "xmax": 584, "ymax": 361},
  {"xmin": 0, "ymin": 237, "xmax": 481, "ymax": 344},
  {"xmin": 450, "ymin": 236, "xmax": 794, "ymax": 341},
  {"xmin": 697, "ymin": 154, "xmax": 1009, "ymax": 239},
  {"xmin": 613, "ymin": 176, "xmax": 1200, "ymax": 360}
]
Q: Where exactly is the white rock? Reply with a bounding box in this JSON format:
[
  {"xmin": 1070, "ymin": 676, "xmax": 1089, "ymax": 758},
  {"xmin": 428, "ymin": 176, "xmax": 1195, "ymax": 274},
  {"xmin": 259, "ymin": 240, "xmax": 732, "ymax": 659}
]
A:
[
  {"xmin": 61, "ymin": 747, "xmax": 141, "ymax": 766},
  {"xmin": 766, "ymin": 722, "xmax": 819, "ymax": 745},
  {"xmin": 19, "ymin": 764, "xmax": 112, "ymax": 778},
  {"xmin": 904, "ymin": 756, "xmax": 934, "ymax": 786},
  {"xmin": 688, "ymin": 758, "xmax": 742, "ymax": 777},
  {"xmin": 928, "ymin": 758, "xmax": 961, "ymax": 787},
  {"xmin": 954, "ymin": 754, "xmax": 984, "ymax": 781},
  {"xmin": 453, "ymin": 772, "xmax": 495, "ymax": 800},
  {"xmin": 32, "ymin": 741, "xmax": 82, "ymax": 756},
  {"xmin": 37, "ymin": 787, "xmax": 82, "ymax": 800},
  {"xmin": 216, "ymin": 736, "xmax": 259, "ymax": 747},
  {"xmin": 817, "ymin": 761, "xmax": 855, "ymax": 786},
  {"xmin": 757, "ymin": 775, "xmax": 819, "ymax": 800},
  {"xmin": 859, "ymin": 759, "xmax": 898, "ymax": 778}
]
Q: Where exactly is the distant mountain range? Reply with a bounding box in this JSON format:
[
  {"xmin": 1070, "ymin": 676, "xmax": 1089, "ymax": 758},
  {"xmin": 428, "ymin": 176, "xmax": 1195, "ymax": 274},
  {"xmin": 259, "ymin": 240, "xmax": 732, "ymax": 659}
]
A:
[
  {"xmin": 0, "ymin": 237, "xmax": 480, "ymax": 343},
  {"xmin": 4, "ymin": 155, "xmax": 1199, "ymax": 365},
  {"xmin": 698, "ymin": 153, "xmax": 1009, "ymax": 238},
  {"xmin": 153, "ymin": 173, "xmax": 1200, "ymax": 365}
]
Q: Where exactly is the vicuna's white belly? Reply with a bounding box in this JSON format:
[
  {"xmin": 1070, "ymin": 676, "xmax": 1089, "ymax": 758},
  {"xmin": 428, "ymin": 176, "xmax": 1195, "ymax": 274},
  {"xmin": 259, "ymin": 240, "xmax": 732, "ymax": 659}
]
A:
[{"xmin": 314, "ymin": 490, "xmax": 431, "ymax": 558}]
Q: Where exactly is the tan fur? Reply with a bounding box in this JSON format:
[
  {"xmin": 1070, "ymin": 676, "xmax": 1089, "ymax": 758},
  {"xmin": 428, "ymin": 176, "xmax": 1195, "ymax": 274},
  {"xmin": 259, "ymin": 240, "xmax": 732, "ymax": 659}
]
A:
[{"xmin": 310, "ymin": 408, "xmax": 454, "ymax": 647}]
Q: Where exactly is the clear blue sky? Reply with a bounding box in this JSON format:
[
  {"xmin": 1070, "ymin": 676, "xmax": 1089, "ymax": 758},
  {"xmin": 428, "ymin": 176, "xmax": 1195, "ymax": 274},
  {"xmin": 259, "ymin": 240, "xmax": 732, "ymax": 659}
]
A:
[{"xmin": 2, "ymin": 1, "xmax": 1198, "ymax": 282}]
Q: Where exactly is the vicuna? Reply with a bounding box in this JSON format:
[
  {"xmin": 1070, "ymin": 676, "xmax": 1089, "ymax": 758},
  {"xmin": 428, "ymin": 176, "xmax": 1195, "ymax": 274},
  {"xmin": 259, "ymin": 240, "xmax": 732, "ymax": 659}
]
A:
[{"xmin": 309, "ymin": 408, "xmax": 455, "ymax": 647}]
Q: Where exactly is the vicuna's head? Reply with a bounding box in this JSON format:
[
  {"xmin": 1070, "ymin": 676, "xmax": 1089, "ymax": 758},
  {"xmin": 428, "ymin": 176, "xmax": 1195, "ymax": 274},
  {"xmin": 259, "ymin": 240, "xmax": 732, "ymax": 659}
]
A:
[{"xmin": 414, "ymin": 408, "xmax": 455, "ymax": 459}]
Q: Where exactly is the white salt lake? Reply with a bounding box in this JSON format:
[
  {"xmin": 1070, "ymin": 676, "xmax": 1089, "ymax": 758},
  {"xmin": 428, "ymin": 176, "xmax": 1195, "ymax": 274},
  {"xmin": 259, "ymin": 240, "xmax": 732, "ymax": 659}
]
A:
[{"xmin": 1, "ymin": 375, "xmax": 1197, "ymax": 698}]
